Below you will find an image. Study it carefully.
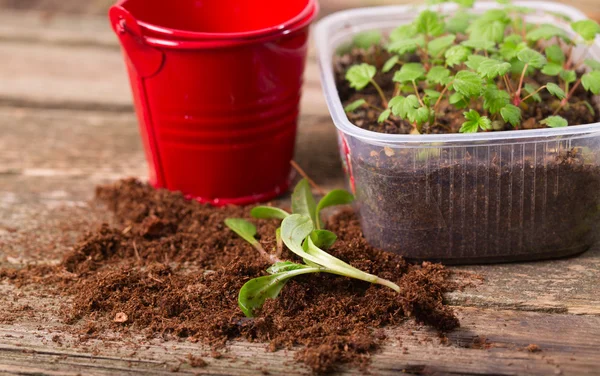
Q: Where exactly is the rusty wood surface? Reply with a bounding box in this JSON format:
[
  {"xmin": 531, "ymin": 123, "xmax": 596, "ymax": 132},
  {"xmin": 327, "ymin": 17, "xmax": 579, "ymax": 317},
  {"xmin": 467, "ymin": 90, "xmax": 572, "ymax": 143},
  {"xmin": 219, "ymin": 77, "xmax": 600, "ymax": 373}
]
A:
[{"xmin": 1, "ymin": 6, "xmax": 599, "ymax": 376}]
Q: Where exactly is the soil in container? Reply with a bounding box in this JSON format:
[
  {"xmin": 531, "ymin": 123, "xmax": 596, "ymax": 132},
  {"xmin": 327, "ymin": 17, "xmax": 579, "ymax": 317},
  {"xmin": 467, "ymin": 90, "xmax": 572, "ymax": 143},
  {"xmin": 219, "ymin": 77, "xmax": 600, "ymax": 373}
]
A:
[
  {"xmin": 333, "ymin": 6, "xmax": 600, "ymax": 263},
  {"xmin": 1, "ymin": 179, "xmax": 472, "ymax": 374}
]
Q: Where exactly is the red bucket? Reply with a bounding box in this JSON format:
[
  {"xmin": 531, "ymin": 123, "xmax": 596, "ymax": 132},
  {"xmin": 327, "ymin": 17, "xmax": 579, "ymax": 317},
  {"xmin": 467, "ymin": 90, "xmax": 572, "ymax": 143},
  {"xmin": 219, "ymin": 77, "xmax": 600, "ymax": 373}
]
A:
[{"xmin": 109, "ymin": 0, "xmax": 318, "ymax": 205}]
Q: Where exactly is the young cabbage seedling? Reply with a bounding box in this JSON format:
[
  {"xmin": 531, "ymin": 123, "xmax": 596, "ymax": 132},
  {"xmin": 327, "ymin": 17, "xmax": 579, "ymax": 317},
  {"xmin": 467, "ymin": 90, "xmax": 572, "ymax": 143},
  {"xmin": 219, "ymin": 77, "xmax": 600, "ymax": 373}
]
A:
[{"xmin": 225, "ymin": 179, "xmax": 399, "ymax": 317}]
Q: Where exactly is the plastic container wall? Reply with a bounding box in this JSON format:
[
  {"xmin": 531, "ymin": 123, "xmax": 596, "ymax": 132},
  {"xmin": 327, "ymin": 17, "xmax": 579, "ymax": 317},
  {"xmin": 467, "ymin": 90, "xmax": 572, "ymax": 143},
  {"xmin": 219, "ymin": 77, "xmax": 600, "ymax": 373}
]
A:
[{"xmin": 316, "ymin": 2, "xmax": 600, "ymax": 263}]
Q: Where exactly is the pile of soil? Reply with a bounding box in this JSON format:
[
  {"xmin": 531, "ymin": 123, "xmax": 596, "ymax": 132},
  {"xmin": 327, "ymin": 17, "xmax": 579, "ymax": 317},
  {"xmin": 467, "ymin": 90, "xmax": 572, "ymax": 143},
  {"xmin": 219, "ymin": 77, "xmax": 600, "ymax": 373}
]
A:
[{"xmin": 1, "ymin": 179, "xmax": 462, "ymax": 373}]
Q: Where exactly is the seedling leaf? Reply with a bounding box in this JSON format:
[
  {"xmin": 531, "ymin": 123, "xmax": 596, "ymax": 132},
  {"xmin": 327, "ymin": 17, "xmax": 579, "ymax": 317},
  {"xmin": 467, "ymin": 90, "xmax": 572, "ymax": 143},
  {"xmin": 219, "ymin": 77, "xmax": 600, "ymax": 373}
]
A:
[
  {"xmin": 378, "ymin": 109, "xmax": 391, "ymax": 123},
  {"xmin": 346, "ymin": 64, "xmax": 376, "ymax": 90},
  {"xmin": 267, "ymin": 261, "xmax": 307, "ymax": 274},
  {"xmin": 382, "ymin": 56, "xmax": 400, "ymax": 73},
  {"xmin": 238, "ymin": 266, "xmax": 320, "ymax": 317},
  {"xmin": 517, "ymin": 48, "xmax": 547, "ymax": 68},
  {"xmin": 415, "ymin": 10, "xmax": 445, "ymax": 37},
  {"xmin": 546, "ymin": 82, "xmax": 566, "ymax": 99},
  {"xmin": 291, "ymin": 179, "xmax": 318, "ymax": 226},
  {"xmin": 585, "ymin": 59, "xmax": 600, "ymax": 71},
  {"xmin": 545, "ymin": 45, "xmax": 565, "ymax": 64},
  {"xmin": 428, "ymin": 35, "xmax": 456, "ymax": 57},
  {"xmin": 344, "ymin": 99, "xmax": 367, "ymax": 113},
  {"xmin": 523, "ymin": 83, "xmax": 542, "ymax": 102},
  {"xmin": 251, "ymin": 206, "xmax": 290, "ymax": 220},
  {"xmin": 310, "ymin": 230, "xmax": 337, "ymax": 249},
  {"xmin": 571, "ymin": 20, "xmax": 600, "ymax": 43},
  {"xmin": 541, "ymin": 63, "xmax": 562, "ymax": 76},
  {"xmin": 225, "ymin": 218, "xmax": 259, "ymax": 247},
  {"xmin": 500, "ymin": 104, "xmax": 522, "ymax": 127},
  {"xmin": 526, "ymin": 24, "xmax": 571, "ymax": 42},
  {"xmin": 541, "ymin": 115, "xmax": 568, "ymax": 128},
  {"xmin": 453, "ymin": 71, "xmax": 483, "ymax": 98},
  {"xmin": 445, "ymin": 45, "xmax": 471, "ymax": 67},
  {"xmin": 353, "ymin": 31, "xmax": 382, "ymax": 49},
  {"xmin": 465, "ymin": 55, "xmax": 486, "ymax": 71},
  {"xmin": 387, "ymin": 37, "xmax": 425, "ymax": 55},
  {"xmin": 582, "ymin": 71, "xmax": 600, "ymax": 95},
  {"xmin": 459, "ymin": 109, "xmax": 491, "ymax": 133},
  {"xmin": 393, "ymin": 63, "xmax": 426, "ymax": 83},
  {"xmin": 426, "ymin": 66, "xmax": 452, "ymax": 85},
  {"xmin": 560, "ymin": 69, "xmax": 577, "ymax": 84},
  {"xmin": 477, "ymin": 57, "xmax": 511, "ymax": 79},
  {"xmin": 483, "ymin": 85, "xmax": 510, "ymax": 114}
]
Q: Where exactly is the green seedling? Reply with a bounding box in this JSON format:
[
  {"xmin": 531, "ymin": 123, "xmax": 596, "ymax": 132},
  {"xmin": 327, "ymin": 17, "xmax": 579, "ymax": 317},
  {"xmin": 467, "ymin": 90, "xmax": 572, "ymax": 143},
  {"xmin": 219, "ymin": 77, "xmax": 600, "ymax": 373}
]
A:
[
  {"xmin": 343, "ymin": 0, "xmax": 600, "ymax": 133},
  {"xmin": 225, "ymin": 179, "xmax": 399, "ymax": 318}
]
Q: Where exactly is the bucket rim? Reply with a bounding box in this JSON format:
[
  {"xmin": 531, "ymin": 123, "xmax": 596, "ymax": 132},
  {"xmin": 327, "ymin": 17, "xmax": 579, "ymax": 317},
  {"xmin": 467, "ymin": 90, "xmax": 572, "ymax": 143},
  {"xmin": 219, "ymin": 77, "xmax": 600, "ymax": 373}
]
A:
[{"xmin": 114, "ymin": 0, "xmax": 318, "ymax": 42}]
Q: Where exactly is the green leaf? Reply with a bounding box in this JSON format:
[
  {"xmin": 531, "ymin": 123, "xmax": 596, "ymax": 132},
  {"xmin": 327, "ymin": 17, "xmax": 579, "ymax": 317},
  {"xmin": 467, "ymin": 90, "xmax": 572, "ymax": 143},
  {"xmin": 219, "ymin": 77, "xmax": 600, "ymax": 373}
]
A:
[
  {"xmin": 353, "ymin": 31, "xmax": 382, "ymax": 49},
  {"xmin": 545, "ymin": 45, "xmax": 565, "ymax": 64},
  {"xmin": 426, "ymin": 66, "xmax": 452, "ymax": 85},
  {"xmin": 571, "ymin": 19, "xmax": 600, "ymax": 43},
  {"xmin": 238, "ymin": 266, "xmax": 319, "ymax": 317},
  {"xmin": 465, "ymin": 55, "xmax": 486, "ymax": 71},
  {"xmin": 517, "ymin": 48, "xmax": 547, "ymax": 68},
  {"xmin": 449, "ymin": 92, "xmax": 468, "ymax": 109},
  {"xmin": 387, "ymin": 36, "xmax": 425, "ymax": 55},
  {"xmin": 382, "ymin": 56, "xmax": 400, "ymax": 73},
  {"xmin": 428, "ymin": 35, "xmax": 456, "ymax": 57},
  {"xmin": 585, "ymin": 59, "xmax": 600, "ymax": 71},
  {"xmin": 541, "ymin": 63, "xmax": 562, "ymax": 76},
  {"xmin": 412, "ymin": 106, "xmax": 433, "ymax": 125},
  {"xmin": 344, "ymin": 99, "xmax": 366, "ymax": 113},
  {"xmin": 526, "ymin": 24, "xmax": 571, "ymax": 42},
  {"xmin": 310, "ymin": 230, "xmax": 337, "ymax": 249},
  {"xmin": 459, "ymin": 109, "xmax": 491, "ymax": 133},
  {"xmin": 415, "ymin": 10, "xmax": 445, "ymax": 37},
  {"xmin": 315, "ymin": 189, "xmax": 354, "ymax": 229},
  {"xmin": 291, "ymin": 179, "xmax": 317, "ymax": 226},
  {"xmin": 500, "ymin": 104, "xmax": 522, "ymax": 127},
  {"xmin": 393, "ymin": 63, "xmax": 426, "ymax": 83},
  {"xmin": 389, "ymin": 24, "xmax": 418, "ymax": 42},
  {"xmin": 477, "ymin": 57, "xmax": 511, "ymax": 79},
  {"xmin": 424, "ymin": 89, "xmax": 442, "ymax": 101},
  {"xmin": 446, "ymin": 12, "xmax": 472, "ymax": 34},
  {"xmin": 345, "ymin": 64, "xmax": 376, "ymax": 90},
  {"xmin": 453, "ymin": 71, "xmax": 483, "ymax": 98},
  {"xmin": 462, "ymin": 39, "xmax": 496, "ymax": 52},
  {"xmin": 499, "ymin": 37, "xmax": 526, "ymax": 60},
  {"xmin": 523, "ymin": 83, "xmax": 541, "ymax": 102},
  {"xmin": 453, "ymin": 0, "xmax": 475, "ymax": 7},
  {"xmin": 267, "ymin": 261, "xmax": 307, "ymax": 274},
  {"xmin": 251, "ymin": 206, "xmax": 290, "ymax": 220},
  {"xmin": 540, "ymin": 115, "xmax": 568, "ymax": 128},
  {"xmin": 445, "ymin": 45, "xmax": 471, "ymax": 67},
  {"xmin": 281, "ymin": 214, "xmax": 315, "ymax": 259},
  {"xmin": 468, "ymin": 20, "xmax": 506, "ymax": 43},
  {"xmin": 389, "ymin": 95, "xmax": 420, "ymax": 119},
  {"xmin": 483, "ymin": 85, "xmax": 510, "ymax": 114},
  {"xmin": 560, "ymin": 70, "xmax": 577, "ymax": 84},
  {"xmin": 582, "ymin": 71, "xmax": 600, "ymax": 94},
  {"xmin": 378, "ymin": 109, "xmax": 391, "ymax": 124},
  {"xmin": 546, "ymin": 82, "xmax": 566, "ymax": 99},
  {"xmin": 225, "ymin": 218, "xmax": 259, "ymax": 247}
]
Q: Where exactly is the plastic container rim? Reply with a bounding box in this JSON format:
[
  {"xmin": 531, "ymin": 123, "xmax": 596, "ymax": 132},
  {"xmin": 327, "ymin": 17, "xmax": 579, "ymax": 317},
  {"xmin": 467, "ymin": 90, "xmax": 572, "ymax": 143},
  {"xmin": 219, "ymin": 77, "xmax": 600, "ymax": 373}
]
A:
[{"xmin": 314, "ymin": 1, "xmax": 600, "ymax": 145}]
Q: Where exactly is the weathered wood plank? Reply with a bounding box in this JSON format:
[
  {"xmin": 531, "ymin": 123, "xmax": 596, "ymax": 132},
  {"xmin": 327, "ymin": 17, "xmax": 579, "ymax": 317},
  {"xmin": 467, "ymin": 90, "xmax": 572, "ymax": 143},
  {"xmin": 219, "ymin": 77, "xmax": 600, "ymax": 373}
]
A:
[{"xmin": 0, "ymin": 287, "xmax": 598, "ymax": 376}]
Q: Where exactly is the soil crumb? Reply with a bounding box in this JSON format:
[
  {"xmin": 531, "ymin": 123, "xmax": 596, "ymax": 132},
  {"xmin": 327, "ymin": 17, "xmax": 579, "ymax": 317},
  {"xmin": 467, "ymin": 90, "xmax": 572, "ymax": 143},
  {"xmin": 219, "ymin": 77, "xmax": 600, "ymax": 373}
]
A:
[{"xmin": 1, "ymin": 178, "xmax": 462, "ymax": 374}]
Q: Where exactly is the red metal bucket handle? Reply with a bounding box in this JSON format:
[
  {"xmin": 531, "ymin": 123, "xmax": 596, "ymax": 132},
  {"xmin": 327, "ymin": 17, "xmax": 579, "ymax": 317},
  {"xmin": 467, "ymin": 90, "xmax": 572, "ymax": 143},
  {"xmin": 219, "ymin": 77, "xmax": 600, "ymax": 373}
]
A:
[{"xmin": 109, "ymin": 5, "xmax": 164, "ymax": 78}]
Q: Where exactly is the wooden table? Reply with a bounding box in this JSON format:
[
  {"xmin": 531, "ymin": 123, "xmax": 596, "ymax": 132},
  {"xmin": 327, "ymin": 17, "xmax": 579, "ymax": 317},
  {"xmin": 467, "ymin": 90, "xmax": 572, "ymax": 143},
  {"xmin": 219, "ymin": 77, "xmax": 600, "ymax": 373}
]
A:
[{"xmin": 1, "ymin": 5, "xmax": 599, "ymax": 375}]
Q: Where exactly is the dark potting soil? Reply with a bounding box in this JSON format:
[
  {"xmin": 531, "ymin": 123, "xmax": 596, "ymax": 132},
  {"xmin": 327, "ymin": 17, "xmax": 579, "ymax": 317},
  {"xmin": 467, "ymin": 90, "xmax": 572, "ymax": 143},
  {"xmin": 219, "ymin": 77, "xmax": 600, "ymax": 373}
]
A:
[
  {"xmin": 333, "ymin": 50, "xmax": 600, "ymax": 263},
  {"xmin": 334, "ymin": 49, "xmax": 600, "ymax": 135},
  {"xmin": 1, "ymin": 179, "xmax": 462, "ymax": 374}
]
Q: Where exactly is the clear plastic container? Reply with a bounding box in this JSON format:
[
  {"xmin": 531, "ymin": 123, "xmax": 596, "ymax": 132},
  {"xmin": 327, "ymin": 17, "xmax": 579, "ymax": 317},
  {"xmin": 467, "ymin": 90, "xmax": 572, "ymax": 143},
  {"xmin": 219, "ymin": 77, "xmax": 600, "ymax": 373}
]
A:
[{"xmin": 314, "ymin": 1, "xmax": 600, "ymax": 263}]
